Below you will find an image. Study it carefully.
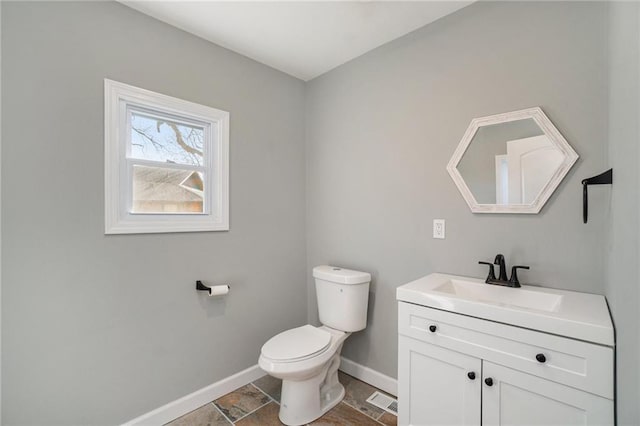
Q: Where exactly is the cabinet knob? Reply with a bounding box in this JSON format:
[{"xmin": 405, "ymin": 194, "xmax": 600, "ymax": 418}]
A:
[
  {"xmin": 467, "ymin": 372, "xmax": 476, "ymax": 380},
  {"xmin": 484, "ymin": 378, "xmax": 493, "ymax": 386},
  {"xmin": 536, "ymin": 353, "xmax": 547, "ymax": 363},
  {"xmin": 429, "ymin": 325, "xmax": 437, "ymax": 333}
]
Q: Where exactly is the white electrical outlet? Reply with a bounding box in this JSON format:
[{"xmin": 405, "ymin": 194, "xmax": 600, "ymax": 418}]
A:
[{"xmin": 433, "ymin": 219, "xmax": 445, "ymax": 239}]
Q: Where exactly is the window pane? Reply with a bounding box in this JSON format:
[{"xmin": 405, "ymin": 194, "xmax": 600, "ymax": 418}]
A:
[
  {"xmin": 132, "ymin": 165, "xmax": 204, "ymax": 214},
  {"xmin": 130, "ymin": 111, "xmax": 206, "ymax": 166}
]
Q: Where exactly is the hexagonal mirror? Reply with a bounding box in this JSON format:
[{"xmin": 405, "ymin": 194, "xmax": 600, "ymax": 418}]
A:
[{"xmin": 447, "ymin": 107, "xmax": 578, "ymax": 213}]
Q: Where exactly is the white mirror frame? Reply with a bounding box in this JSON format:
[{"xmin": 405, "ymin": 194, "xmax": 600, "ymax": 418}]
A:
[{"xmin": 447, "ymin": 107, "xmax": 579, "ymax": 214}]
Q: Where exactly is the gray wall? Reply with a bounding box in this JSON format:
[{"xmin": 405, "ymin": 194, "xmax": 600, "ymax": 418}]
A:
[
  {"xmin": 306, "ymin": 0, "xmax": 608, "ymax": 383},
  {"xmin": 4, "ymin": 1, "xmax": 638, "ymax": 425},
  {"xmin": 606, "ymin": 2, "xmax": 640, "ymax": 424},
  {"xmin": 1, "ymin": 2, "xmax": 307, "ymax": 424}
]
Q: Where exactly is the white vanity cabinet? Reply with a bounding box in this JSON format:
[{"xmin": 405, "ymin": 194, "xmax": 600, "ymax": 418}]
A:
[
  {"xmin": 482, "ymin": 361, "xmax": 613, "ymax": 426},
  {"xmin": 399, "ymin": 335, "xmax": 481, "ymax": 425},
  {"xmin": 397, "ymin": 274, "xmax": 615, "ymax": 426}
]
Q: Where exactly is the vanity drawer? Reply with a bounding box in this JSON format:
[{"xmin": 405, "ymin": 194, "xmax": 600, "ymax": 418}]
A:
[{"xmin": 398, "ymin": 302, "xmax": 614, "ymax": 399}]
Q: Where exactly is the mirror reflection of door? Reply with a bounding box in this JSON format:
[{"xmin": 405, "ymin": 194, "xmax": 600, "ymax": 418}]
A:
[
  {"xmin": 495, "ymin": 136, "xmax": 564, "ymax": 205},
  {"xmin": 448, "ymin": 107, "xmax": 579, "ymax": 213}
]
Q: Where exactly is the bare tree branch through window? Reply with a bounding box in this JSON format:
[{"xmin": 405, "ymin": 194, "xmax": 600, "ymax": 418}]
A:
[{"xmin": 130, "ymin": 112, "xmax": 205, "ymax": 166}]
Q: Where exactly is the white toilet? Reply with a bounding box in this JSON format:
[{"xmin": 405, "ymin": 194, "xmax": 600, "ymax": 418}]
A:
[{"xmin": 258, "ymin": 265, "xmax": 371, "ymax": 426}]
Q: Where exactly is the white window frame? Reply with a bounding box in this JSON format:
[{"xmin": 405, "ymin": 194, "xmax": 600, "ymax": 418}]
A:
[{"xmin": 104, "ymin": 79, "xmax": 229, "ymax": 234}]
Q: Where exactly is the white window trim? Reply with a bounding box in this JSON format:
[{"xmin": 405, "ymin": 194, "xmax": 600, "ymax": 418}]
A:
[{"xmin": 104, "ymin": 79, "xmax": 229, "ymax": 234}]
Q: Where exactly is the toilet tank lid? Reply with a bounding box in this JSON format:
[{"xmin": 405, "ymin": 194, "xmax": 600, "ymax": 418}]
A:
[{"xmin": 313, "ymin": 265, "xmax": 371, "ymax": 285}]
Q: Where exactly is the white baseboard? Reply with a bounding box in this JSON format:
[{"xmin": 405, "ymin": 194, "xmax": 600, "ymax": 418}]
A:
[
  {"xmin": 339, "ymin": 356, "xmax": 397, "ymax": 397},
  {"xmin": 123, "ymin": 364, "xmax": 265, "ymax": 426}
]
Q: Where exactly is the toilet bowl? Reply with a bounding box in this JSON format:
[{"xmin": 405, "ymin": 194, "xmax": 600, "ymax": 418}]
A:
[
  {"xmin": 259, "ymin": 325, "xmax": 349, "ymax": 425},
  {"xmin": 258, "ymin": 265, "xmax": 371, "ymax": 426}
]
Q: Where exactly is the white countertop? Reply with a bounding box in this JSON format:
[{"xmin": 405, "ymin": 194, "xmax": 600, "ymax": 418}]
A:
[{"xmin": 396, "ymin": 273, "xmax": 614, "ymax": 346}]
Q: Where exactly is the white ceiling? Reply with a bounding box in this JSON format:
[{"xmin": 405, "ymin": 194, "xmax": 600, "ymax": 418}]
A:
[{"xmin": 121, "ymin": 1, "xmax": 473, "ymax": 81}]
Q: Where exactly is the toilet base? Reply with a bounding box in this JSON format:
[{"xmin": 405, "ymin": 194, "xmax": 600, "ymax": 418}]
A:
[{"xmin": 278, "ymin": 349, "xmax": 345, "ymax": 426}]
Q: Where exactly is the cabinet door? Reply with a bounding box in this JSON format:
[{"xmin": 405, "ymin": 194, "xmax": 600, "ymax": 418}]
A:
[
  {"xmin": 482, "ymin": 361, "xmax": 613, "ymax": 426},
  {"xmin": 398, "ymin": 336, "xmax": 481, "ymax": 426}
]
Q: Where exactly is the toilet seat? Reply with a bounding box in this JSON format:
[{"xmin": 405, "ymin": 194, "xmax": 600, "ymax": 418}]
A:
[{"xmin": 261, "ymin": 325, "xmax": 331, "ymax": 363}]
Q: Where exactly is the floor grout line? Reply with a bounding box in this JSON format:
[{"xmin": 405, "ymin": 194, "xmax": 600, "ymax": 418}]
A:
[
  {"xmin": 209, "ymin": 401, "xmax": 235, "ymax": 426},
  {"xmin": 230, "ymin": 398, "xmax": 273, "ymax": 424},
  {"xmin": 340, "ymin": 399, "xmax": 388, "ymax": 425},
  {"xmin": 249, "ymin": 381, "xmax": 278, "ymax": 404},
  {"xmin": 375, "ymin": 410, "xmax": 398, "ymax": 423}
]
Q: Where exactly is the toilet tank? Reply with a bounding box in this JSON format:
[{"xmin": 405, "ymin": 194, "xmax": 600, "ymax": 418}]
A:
[{"xmin": 313, "ymin": 265, "xmax": 371, "ymax": 332}]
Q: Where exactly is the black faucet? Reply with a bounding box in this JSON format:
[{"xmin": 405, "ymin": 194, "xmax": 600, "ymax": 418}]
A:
[
  {"xmin": 494, "ymin": 254, "xmax": 508, "ymax": 281},
  {"xmin": 478, "ymin": 254, "xmax": 530, "ymax": 288}
]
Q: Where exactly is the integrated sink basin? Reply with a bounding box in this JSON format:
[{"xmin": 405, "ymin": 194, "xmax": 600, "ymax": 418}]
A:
[
  {"xmin": 397, "ymin": 273, "xmax": 614, "ymax": 345},
  {"xmin": 433, "ymin": 278, "xmax": 563, "ymax": 312}
]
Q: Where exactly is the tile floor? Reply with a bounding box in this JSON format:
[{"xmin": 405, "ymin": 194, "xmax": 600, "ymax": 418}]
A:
[{"xmin": 166, "ymin": 371, "xmax": 397, "ymax": 426}]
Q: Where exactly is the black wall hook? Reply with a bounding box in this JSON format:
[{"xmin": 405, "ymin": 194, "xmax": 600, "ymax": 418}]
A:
[{"xmin": 582, "ymin": 169, "xmax": 612, "ymax": 223}]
